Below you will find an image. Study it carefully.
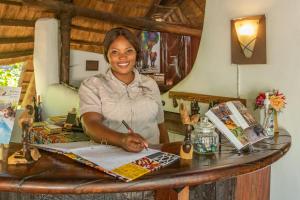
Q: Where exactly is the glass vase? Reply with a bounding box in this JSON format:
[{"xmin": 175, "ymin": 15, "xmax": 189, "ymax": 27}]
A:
[{"xmin": 264, "ymin": 108, "xmax": 278, "ymax": 137}]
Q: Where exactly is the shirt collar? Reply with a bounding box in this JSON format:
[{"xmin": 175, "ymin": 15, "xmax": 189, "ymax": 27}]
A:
[{"xmin": 105, "ymin": 68, "xmax": 142, "ymax": 87}]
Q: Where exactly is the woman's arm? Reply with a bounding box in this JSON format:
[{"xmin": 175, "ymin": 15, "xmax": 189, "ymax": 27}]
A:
[
  {"xmin": 158, "ymin": 122, "xmax": 169, "ymax": 143},
  {"xmin": 81, "ymin": 112, "xmax": 148, "ymax": 152}
]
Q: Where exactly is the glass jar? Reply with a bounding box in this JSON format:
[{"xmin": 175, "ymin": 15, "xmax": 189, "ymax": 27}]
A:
[{"xmin": 193, "ymin": 117, "xmax": 219, "ymax": 154}]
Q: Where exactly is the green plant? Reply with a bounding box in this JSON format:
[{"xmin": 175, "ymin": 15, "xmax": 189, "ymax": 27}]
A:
[{"xmin": 0, "ymin": 62, "xmax": 23, "ymax": 87}]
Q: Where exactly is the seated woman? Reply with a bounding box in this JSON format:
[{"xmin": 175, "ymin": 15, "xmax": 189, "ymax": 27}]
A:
[{"xmin": 79, "ymin": 27, "xmax": 169, "ymax": 152}]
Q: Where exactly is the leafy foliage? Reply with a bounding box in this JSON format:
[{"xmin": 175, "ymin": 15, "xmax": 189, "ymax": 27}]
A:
[{"xmin": 0, "ymin": 63, "xmax": 23, "ymax": 87}]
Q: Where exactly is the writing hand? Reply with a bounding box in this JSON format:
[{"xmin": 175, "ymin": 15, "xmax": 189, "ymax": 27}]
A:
[{"xmin": 121, "ymin": 132, "xmax": 148, "ymax": 153}]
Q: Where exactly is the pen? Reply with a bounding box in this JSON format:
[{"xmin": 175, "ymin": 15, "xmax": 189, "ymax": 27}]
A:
[
  {"xmin": 121, "ymin": 120, "xmax": 148, "ymax": 151},
  {"xmin": 121, "ymin": 120, "xmax": 133, "ymax": 133}
]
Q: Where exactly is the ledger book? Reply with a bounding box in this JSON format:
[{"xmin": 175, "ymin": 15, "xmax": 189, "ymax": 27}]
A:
[{"xmin": 34, "ymin": 141, "xmax": 179, "ymax": 182}]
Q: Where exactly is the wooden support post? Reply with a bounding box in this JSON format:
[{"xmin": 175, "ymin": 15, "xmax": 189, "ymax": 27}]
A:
[
  {"xmin": 155, "ymin": 186, "xmax": 189, "ymax": 200},
  {"xmin": 60, "ymin": 12, "xmax": 71, "ymax": 84}
]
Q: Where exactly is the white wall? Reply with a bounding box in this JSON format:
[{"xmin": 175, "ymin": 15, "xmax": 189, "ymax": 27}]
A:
[
  {"xmin": 69, "ymin": 50, "xmax": 108, "ymax": 87},
  {"xmin": 162, "ymin": 0, "xmax": 300, "ymax": 199}
]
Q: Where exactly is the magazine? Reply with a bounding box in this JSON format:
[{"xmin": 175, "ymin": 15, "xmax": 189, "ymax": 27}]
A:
[
  {"xmin": 33, "ymin": 141, "xmax": 179, "ymax": 182},
  {"xmin": 205, "ymin": 101, "xmax": 267, "ymax": 151},
  {"xmin": 0, "ymin": 86, "xmax": 21, "ymax": 144}
]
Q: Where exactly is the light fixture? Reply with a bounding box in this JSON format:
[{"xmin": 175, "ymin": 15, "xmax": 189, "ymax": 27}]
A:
[
  {"xmin": 234, "ymin": 19, "xmax": 259, "ymax": 58},
  {"xmin": 231, "ymin": 15, "xmax": 266, "ymax": 64}
]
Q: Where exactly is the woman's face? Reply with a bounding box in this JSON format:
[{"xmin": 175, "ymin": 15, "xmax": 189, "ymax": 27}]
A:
[{"xmin": 107, "ymin": 36, "xmax": 137, "ymax": 78}]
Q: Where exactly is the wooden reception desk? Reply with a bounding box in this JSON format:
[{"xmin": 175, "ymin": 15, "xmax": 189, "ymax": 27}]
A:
[{"xmin": 0, "ymin": 129, "xmax": 290, "ymax": 200}]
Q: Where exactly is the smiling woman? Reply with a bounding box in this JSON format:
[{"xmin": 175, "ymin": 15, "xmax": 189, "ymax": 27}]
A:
[{"xmin": 79, "ymin": 27, "xmax": 169, "ymax": 155}]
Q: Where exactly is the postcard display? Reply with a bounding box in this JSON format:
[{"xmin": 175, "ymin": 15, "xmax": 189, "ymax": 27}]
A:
[
  {"xmin": 206, "ymin": 101, "xmax": 267, "ymax": 152},
  {"xmin": 0, "ymin": 86, "xmax": 21, "ymax": 144},
  {"xmin": 34, "ymin": 141, "xmax": 179, "ymax": 182}
]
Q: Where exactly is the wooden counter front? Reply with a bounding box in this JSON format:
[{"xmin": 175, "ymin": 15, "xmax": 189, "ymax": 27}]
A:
[{"xmin": 0, "ymin": 130, "xmax": 291, "ymax": 200}]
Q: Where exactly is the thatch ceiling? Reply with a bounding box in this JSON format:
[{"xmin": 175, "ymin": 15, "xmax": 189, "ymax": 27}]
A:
[{"xmin": 0, "ymin": 0, "xmax": 206, "ymax": 105}]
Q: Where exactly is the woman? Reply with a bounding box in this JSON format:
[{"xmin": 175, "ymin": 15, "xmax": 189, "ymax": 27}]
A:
[{"xmin": 79, "ymin": 27, "xmax": 169, "ymax": 153}]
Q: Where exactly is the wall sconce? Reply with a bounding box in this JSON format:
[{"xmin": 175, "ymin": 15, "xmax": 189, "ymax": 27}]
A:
[{"xmin": 231, "ymin": 15, "xmax": 266, "ymax": 64}]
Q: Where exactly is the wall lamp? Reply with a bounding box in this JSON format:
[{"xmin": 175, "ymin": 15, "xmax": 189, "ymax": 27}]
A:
[{"xmin": 231, "ymin": 15, "xmax": 266, "ymax": 64}]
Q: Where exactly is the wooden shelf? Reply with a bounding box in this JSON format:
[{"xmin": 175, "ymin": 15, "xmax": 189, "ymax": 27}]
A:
[{"xmin": 169, "ymin": 91, "xmax": 247, "ymax": 105}]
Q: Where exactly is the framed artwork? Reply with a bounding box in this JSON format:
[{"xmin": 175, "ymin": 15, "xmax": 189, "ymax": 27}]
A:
[
  {"xmin": 86, "ymin": 60, "xmax": 99, "ymax": 71},
  {"xmin": 137, "ymin": 31, "xmax": 160, "ymax": 74}
]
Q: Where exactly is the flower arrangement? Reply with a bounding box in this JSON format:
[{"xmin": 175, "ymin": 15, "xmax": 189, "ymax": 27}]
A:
[{"xmin": 255, "ymin": 90, "xmax": 286, "ymax": 112}]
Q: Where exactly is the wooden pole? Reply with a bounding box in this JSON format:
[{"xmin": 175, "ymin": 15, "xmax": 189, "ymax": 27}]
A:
[{"xmin": 60, "ymin": 12, "xmax": 71, "ymax": 84}]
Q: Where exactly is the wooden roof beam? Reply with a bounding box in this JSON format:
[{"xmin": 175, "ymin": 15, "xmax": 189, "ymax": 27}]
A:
[
  {"xmin": 0, "ymin": 49, "xmax": 33, "ymax": 59},
  {"xmin": 0, "ymin": 36, "xmax": 34, "ymax": 44},
  {"xmin": 71, "ymin": 39, "xmax": 102, "ymax": 46},
  {"xmin": 22, "ymin": 0, "xmax": 201, "ymax": 37},
  {"xmin": 0, "ymin": 0, "xmax": 24, "ymax": 6},
  {"xmin": 0, "ymin": 18, "xmax": 35, "ymax": 27},
  {"xmin": 145, "ymin": 0, "xmax": 161, "ymax": 17},
  {"xmin": 71, "ymin": 24, "xmax": 106, "ymax": 34}
]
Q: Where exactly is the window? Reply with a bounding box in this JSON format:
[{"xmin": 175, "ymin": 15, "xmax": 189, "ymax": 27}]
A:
[{"xmin": 0, "ymin": 62, "xmax": 23, "ymax": 87}]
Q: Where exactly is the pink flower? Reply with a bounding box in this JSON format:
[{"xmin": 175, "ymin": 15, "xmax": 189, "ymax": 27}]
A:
[{"xmin": 255, "ymin": 92, "xmax": 266, "ymax": 109}]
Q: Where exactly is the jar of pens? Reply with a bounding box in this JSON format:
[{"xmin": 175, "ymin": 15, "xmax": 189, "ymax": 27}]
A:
[{"xmin": 255, "ymin": 90, "xmax": 286, "ymax": 137}]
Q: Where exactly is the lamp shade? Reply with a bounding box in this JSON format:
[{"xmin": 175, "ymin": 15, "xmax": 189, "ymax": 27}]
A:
[{"xmin": 234, "ymin": 19, "xmax": 259, "ymax": 58}]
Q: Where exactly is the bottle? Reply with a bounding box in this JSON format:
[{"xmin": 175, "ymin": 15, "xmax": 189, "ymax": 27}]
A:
[
  {"xmin": 33, "ymin": 96, "xmax": 39, "ymax": 122},
  {"xmin": 37, "ymin": 95, "xmax": 42, "ymax": 122},
  {"xmin": 33, "ymin": 96, "xmax": 42, "ymax": 122}
]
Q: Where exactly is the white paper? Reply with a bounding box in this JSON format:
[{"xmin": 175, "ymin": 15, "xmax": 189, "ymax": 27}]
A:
[{"xmin": 34, "ymin": 141, "xmax": 160, "ymax": 171}]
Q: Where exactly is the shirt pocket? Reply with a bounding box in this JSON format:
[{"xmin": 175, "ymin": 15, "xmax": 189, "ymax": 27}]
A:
[
  {"xmin": 100, "ymin": 93, "xmax": 121, "ymax": 118},
  {"xmin": 134, "ymin": 96, "xmax": 158, "ymax": 121}
]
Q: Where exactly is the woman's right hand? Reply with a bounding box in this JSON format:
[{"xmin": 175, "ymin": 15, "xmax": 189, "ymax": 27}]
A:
[{"xmin": 121, "ymin": 133, "xmax": 148, "ymax": 152}]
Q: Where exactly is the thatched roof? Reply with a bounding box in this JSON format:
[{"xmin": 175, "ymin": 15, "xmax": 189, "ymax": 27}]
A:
[{"xmin": 0, "ymin": 0, "xmax": 206, "ymax": 105}]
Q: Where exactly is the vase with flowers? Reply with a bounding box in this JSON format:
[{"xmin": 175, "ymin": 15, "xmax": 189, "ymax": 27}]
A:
[{"xmin": 255, "ymin": 90, "xmax": 286, "ymax": 137}]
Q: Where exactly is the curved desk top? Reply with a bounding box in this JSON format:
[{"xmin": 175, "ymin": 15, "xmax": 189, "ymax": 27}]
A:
[{"xmin": 0, "ymin": 130, "xmax": 291, "ymax": 194}]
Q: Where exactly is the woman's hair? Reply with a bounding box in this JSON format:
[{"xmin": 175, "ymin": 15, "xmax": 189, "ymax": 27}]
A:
[{"xmin": 103, "ymin": 27, "xmax": 140, "ymax": 62}]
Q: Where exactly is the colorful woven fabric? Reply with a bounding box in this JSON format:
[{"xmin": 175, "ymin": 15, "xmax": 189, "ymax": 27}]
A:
[{"xmin": 31, "ymin": 127, "xmax": 90, "ymax": 144}]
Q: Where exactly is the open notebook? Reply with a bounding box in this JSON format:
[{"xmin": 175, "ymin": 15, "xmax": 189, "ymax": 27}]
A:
[{"xmin": 34, "ymin": 141, "xmax": 179, "ymax": 182}]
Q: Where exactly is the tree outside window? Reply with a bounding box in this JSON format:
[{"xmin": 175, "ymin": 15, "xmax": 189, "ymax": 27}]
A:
[{"xmin": 0, "ymin": 62, "xmax": 23, "ymax": 87}]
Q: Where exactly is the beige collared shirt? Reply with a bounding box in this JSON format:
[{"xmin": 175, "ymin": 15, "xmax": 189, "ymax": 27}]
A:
[{"xmin": 79, "ymin": 68, "xmax": 164, "ymax": 144}]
